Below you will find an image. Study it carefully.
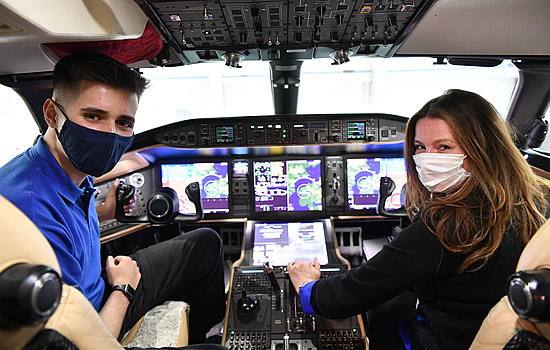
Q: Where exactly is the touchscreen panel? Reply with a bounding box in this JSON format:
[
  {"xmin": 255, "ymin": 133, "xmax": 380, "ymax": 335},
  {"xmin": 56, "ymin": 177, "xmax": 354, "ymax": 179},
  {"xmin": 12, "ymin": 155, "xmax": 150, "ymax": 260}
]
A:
[
  {"xmin": 254, "ymin": 159, "xmax": 322, "ymax": 212},
  {"xmin": 252, "ymin": 222, "xmax": 329, "ymax": 266},
  {"xmin": 347, "ymin": 157, "xmax": 406, "ymax": 211},
  {"xmin": 161, "ymin": 163, "xmax": 229, "ymax": 214}
]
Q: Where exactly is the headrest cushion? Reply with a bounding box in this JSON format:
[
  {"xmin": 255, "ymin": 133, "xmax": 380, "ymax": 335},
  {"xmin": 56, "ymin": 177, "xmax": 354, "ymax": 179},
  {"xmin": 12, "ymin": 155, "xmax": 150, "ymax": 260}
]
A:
[
  {"xmin": 517, "ymin": 219, "xmax": 550, "ymax": 272},
  {"xmin": 0, "ymin": 196, "xmax": 60, "ymax": 275}
]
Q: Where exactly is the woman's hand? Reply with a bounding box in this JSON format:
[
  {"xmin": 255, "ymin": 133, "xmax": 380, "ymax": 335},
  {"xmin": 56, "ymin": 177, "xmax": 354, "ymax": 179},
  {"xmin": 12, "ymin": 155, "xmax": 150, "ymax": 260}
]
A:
[{"xmin": 287, "ymin": 257, "xmax": 321, "ymax": 294}]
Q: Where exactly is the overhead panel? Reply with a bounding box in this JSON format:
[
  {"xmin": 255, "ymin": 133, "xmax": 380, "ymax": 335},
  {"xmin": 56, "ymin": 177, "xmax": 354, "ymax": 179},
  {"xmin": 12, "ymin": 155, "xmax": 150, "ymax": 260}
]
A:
[{"xmin": 135, "ymin": 0, "xmax": 432, "ymax": 64}]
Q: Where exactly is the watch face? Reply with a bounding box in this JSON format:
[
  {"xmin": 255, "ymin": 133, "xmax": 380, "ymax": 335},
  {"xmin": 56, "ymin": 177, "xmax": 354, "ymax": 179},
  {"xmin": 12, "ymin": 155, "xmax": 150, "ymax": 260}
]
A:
[
  {"xmin": 113, "ymin": 284, "xmax": 135, "ymax": 302},
  {"xmin": 126, "ymin": 284, "xmax": 136, "ymax": 298}
]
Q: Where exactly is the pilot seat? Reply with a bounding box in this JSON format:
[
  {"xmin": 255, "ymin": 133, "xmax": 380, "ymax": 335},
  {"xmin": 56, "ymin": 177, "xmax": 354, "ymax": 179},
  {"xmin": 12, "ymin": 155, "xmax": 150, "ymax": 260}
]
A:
[
  {"xmin": 0, "ymin": 194, "xmax": 227, "ymax": 350},
  {"xmin": 470, "ymin": 218, "xmax": 550, "ymax": 349}
]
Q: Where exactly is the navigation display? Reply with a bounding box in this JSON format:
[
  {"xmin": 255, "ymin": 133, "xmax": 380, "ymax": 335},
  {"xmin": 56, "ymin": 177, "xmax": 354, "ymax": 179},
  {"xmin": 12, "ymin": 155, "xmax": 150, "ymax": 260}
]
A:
[
  {"xmin": 161, "ymin": 163, "xmax": 229, "ymax": 214},
  {"xmin": 254, "ymin": 159, "xmax": 322, "ymax": 212},
  {"xmin": 347, "ymin": 157, "xmax": 406, "ymax": 211},
  {"xmin": 252, "ymin": 222, "xmax": 329, "ymax": 266}
]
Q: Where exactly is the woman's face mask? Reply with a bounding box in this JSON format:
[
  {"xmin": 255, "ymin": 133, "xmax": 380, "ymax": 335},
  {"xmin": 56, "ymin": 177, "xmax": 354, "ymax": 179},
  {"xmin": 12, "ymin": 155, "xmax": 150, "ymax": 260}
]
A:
[
  {"xmin": 412, "ymin": 153, "xmax": 470, "ymax": 193},
  {"xmin": 54, "ymin": 102, "xmax": 134, "ymax": 177}
]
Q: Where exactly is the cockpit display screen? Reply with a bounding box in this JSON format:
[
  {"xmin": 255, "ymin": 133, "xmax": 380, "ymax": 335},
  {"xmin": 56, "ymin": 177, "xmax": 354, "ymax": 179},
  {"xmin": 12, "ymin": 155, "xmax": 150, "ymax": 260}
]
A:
[
  {"xmin": 347, "ymin": 122, "xmax": 366, "ymax": 140},
  {"xmin": 161, "ymin": 163, "xmax": 229, "ymax": 214},
  {"xmin": 253, "ymin": 159, "xmax": 322, "ymax": 212},
  {"xmin": 347, "ymin": 157, "xmax": 406, "ymax": 211},
  {"xmin": 233, "ymin": 161, "xmax": 248, "ymax": 176},
  {"xmin": 216, "ymin": 126, "xmax": 234, "ymax": 144},
  {"xmin": 252, "ymin": 221, "xmax": 329, "ymax": 266}
]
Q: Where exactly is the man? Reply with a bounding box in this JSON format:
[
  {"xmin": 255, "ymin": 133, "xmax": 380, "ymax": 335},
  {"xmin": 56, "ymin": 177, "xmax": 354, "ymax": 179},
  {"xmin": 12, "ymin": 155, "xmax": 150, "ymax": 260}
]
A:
[{"xmin": 0, "ymin": 52, "xmax": 225, "ymax": 344}]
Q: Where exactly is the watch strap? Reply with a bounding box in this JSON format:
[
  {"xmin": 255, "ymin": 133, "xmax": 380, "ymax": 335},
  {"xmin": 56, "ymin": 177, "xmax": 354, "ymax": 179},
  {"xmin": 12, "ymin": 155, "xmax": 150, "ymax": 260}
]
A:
[{"xmin": 111, "ymin": 284, "xmax": 135, "ymax": 303}]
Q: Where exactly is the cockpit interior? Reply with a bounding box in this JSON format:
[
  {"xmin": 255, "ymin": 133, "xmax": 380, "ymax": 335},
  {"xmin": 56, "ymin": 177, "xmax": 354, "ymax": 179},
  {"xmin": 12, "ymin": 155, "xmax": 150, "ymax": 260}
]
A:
[{"xmin": 0, "ymin": 0, "xmax": 549, "ymax": 349}]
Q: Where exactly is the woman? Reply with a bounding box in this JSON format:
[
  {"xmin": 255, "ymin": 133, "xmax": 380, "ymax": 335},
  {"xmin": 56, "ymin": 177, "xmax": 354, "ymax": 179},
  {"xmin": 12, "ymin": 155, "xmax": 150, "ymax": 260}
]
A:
[{"xmin": 288, "ymin": 89, "xmax": 550, "ymax": 349}]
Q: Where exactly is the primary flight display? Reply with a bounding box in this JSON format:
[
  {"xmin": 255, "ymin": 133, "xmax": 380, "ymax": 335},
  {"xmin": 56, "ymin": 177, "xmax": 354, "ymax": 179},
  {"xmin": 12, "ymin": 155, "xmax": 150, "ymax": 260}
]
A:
[{"xmin": 161, "ymin": 162, "xmax": 230, "ymax": 214}]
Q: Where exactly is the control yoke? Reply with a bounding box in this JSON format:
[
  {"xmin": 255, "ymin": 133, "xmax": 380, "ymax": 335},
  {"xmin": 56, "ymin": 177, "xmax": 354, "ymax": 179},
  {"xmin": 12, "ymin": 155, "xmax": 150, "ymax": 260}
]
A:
[
  {"xmin": 376, "ymin": 177, "xmax": 407, "ymax": 217},
  {"xmin": 115, "ymin": 182, "xmax": 203, "ymax": 224}
]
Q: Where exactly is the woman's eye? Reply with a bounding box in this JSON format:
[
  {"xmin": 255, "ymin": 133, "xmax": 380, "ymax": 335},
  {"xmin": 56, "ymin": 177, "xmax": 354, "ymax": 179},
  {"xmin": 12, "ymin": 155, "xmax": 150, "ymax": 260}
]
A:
[
  {"xmin": 439, "ymin": 145, "xmax": 451, "ymax": 151},
  {"xmin": 414, "ymin": 144, "xmax": 425, "ymax": 151}
]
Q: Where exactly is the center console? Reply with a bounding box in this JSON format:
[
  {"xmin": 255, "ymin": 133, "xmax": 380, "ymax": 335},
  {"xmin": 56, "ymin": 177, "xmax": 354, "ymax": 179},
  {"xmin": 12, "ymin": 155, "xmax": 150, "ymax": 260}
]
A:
[{"xmin": 222, "ymin": 219, "xmax": 367, "ymax": 350}]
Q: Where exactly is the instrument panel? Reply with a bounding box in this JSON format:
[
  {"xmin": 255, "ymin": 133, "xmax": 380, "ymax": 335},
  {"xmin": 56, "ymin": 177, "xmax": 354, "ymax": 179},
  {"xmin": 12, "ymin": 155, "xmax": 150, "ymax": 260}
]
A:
[
  {"xmin": 131, "ymin": 114, "xmax": 406, "ymax": 148},
  {"xmin": 96, "ymin": 114, "xmax": 409, "ymax": 235}
]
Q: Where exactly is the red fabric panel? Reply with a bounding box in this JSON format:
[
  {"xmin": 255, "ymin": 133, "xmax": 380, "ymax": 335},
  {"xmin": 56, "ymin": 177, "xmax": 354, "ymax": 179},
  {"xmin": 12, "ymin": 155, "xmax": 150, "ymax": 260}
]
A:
[{"xmin": 44, "ymin": 23, "xmax": 163, "ymax": 64}]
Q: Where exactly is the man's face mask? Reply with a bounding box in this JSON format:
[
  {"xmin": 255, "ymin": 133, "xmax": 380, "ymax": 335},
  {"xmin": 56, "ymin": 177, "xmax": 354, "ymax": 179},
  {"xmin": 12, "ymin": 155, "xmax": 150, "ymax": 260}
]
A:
[
  {"xmin": 412, "ymin": 153, "xmax": 470, "ymax": 193},
  {"xmin": 53, "ymin": 101, "xmax": 134, "ymax": 177}
]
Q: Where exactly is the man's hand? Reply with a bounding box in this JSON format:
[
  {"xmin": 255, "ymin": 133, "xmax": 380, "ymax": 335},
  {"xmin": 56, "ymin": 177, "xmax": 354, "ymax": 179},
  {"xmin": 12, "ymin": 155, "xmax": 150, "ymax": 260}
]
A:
[
  {"xmin": 99, "ymin": 255, "xmax": 141, "ymax": 337},
  {"xmin": 96, "ymin": 179, "xmax": 135, "ymax": 222},
  {"xmin": 287, "ymin": 257, "xmax": 321, "ymax": 294},
  {"xmin": 105, "ymin": 255, "xmax": 141, "ymax": 289}
]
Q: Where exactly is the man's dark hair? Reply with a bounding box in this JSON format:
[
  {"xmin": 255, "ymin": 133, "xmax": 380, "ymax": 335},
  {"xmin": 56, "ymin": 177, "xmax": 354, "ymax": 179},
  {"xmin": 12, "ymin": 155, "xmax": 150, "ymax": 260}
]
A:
[{"xmin": 53, "ymin": 52, "xmax": 149, "ymax": 103}]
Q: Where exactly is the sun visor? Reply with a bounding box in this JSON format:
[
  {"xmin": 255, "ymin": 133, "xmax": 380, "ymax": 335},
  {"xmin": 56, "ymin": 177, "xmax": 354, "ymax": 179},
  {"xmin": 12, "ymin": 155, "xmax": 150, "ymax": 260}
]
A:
[{"xmin": 43, "ymin": 23, "xmax": 163, "ymax": 65}]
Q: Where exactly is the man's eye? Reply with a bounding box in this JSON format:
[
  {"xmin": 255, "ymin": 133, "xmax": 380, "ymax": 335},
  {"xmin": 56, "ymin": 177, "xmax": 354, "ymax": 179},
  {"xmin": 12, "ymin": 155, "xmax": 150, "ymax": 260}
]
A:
[
  {"xmin": 118, "ymin": 120, "xmax": 134, "ymax": 129},
  {"xmin": 84, "ymin": 114, "xmax": 99, "ymax": 121}
]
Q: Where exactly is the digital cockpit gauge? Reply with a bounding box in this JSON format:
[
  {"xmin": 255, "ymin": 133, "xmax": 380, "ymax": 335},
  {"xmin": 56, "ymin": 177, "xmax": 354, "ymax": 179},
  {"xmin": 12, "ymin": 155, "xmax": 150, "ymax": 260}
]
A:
[
  {"xmin": 216, "ymin": 126, "xmax": 234, "ymax": 144},
  {"xmin": 233, "ymin": 161, "xmax": 249, "ymax": 177},
  {"xmin": 347, "ymin": 122, "xmax": 366, "ymax": 140}
]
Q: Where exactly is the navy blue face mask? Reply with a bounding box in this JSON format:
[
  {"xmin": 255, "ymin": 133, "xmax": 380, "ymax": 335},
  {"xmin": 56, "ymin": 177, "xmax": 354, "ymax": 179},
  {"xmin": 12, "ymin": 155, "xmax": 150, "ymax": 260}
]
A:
[{"xmin": 53, "ymin": 102, "xmax": 135, "ymax": 177}]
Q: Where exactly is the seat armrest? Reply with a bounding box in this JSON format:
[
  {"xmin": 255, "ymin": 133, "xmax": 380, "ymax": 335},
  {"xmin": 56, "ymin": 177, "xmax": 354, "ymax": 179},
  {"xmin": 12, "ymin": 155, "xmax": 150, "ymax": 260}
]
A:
[
  {"xmin": 470, "ymin": 296, "xmax": 520, "ymax": 349},
  {"xmin": 45, "ymin": 285, "xmax": 123, "ymax": 350}
]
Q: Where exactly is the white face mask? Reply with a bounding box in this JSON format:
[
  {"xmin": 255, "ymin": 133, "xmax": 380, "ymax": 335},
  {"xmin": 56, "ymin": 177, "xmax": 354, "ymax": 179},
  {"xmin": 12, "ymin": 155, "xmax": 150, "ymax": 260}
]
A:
[{"xmin": 412, "ymin": 153, "xmax": 470, "ymax": 193}]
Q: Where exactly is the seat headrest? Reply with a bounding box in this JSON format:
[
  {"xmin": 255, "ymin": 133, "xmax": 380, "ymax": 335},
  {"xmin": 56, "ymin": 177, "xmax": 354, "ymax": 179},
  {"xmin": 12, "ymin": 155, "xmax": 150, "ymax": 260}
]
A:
[
  {"xmin": 517, "ymin": 219, "xmax": 550, "ymax": 272},
  {"xmin": 0, "ymin": 195, "xmax": 60, "ymax": 275}
]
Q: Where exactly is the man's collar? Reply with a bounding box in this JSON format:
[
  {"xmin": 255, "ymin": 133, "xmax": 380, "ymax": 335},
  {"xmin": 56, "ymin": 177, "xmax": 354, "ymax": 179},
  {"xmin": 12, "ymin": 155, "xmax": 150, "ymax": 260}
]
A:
[{"xmin": 30, "ymin": 137, "xmax": 94, "ymax": 203}]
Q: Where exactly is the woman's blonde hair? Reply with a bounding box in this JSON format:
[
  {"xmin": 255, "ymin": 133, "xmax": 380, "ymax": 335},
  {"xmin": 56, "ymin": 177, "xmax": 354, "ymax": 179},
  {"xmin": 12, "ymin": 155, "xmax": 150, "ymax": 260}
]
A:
[{"xmin": 404, "ymin": 89, "xmax": 549, "ymax": 273}]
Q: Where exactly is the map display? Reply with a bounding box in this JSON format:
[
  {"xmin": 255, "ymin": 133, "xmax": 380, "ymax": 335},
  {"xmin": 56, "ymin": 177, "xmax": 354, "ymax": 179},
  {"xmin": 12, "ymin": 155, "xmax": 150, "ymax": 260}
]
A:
[
  {"xmin": 347, "ymin": 157, "xmax": 407, "ymax": 210},
  {"xmin": 161, "ymin": 163, "xmax": 229, "ymax": 214},
  {"xmin": 254, "ymin": 159, "xmax": 322, "ymax": 212},
  {"xmin": 252, "ymin": 221, "xmax": 329, "ymax": 266}
]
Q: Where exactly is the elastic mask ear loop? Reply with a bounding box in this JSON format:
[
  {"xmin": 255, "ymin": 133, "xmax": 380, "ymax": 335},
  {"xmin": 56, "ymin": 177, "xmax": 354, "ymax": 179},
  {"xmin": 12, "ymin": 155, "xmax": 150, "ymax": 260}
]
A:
[{"xmin": 51, "ymin": 100, "xmax": 65, "ymax": 137}]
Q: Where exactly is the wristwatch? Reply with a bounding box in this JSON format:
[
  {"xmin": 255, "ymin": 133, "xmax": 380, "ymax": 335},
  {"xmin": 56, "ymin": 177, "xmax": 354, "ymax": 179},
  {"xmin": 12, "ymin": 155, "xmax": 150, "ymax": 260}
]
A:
[{"xmin": 111, "ymin": 284, "xmax": 136, "ymax": 304}]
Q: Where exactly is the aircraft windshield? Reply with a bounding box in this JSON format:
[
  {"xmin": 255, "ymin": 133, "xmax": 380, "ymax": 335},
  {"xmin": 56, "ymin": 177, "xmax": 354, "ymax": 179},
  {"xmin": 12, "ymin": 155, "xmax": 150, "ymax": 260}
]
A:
[
  {"xmin": 3, "ymin": 57, "xmax": 550, "ymax": 168},
  {"xmin": 134, "ymin": 57, "xmax": 519, "ymax": 133}
]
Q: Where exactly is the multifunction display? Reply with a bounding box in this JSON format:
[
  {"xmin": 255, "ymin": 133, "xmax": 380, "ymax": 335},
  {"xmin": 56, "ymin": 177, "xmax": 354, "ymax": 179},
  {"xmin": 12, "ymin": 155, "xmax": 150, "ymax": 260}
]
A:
[
  {"xmin": 161, "ymin": 162, "xmax": 230, "ymax": 214},
  {"xmin": 347, "ymin": 157, "xmax": 407, "ymax": 210},
  {"xmin": 254, "ymin": 159, "xmax": 323, "ymax": 212},
  {"xmin": 252, "ymin": 221, "xmax": 329, "ymax": 266}
]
